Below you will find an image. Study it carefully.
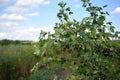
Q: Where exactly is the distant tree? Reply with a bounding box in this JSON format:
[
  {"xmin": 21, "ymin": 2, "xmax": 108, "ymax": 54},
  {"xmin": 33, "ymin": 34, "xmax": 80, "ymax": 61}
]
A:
[{"xmin": 0, "ymin": 39, "xmax": 11, "ymax": 46}]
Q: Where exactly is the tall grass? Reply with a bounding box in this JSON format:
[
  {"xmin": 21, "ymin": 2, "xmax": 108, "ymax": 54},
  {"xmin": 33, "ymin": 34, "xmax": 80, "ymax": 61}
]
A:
[{"xmin": 0, "ymin": 44, "xmax": 37, "ymax": 80}]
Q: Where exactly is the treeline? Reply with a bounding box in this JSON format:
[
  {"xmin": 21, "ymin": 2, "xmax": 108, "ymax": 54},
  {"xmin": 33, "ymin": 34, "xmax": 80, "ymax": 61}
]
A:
[{"xmin": 0, "ymin": 39, "xmax": 35, "ymax": 46}]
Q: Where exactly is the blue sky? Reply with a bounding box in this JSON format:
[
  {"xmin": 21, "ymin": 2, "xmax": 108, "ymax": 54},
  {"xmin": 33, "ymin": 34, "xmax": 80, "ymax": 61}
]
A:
[{"xmin": 0, "ymin": 0, "xmax": 120, "ymax": 41}]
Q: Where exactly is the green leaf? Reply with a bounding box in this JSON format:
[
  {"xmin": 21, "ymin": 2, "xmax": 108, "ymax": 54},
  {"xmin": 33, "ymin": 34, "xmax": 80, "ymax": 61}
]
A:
[
  {"xmin": 106, "ymin": 11, "xmax": 110, "ymax": 16},
  {"xmin": 58, "ymin": 1, "xmax": 66, "ymax": 8},
  {"xmin": 69, "ymin": 12, "xmax": 73, "ymax": 15},
  {"xmin": 103, "ymin": 5, "xmax": 107, "ymax": 8},
  {"xmin": 66, "ymin": 7, "xmax": 70, "ymax": 11},
  {"xmin": 60, "ymin": 9, "xmax": 64, "ymax": 13},
  {"xmin": 57, "ymin": 13, "xmax": 62, "ymax": 19},
  {"xmin": 93, "ymin": 71, "xmax": 98, "ymax": 74},
  {"xmin": 81, "ymin": 0, "xmax": 87, "ymax": 2},
  {"xmin": 107, "ymin": 22, "xmax": 112, "ymax": 25},
  {"xmin": 63, "ymin": 13, "xmax": 69, "ymax": 21},
  {"xmin": 110, "ymin": 26, "xmax": 115, "ymax": 32},
  {"xmin": 86, "ymin": 7, "xmax": 91, "ymax": 12},
  {"xmin": 82, "ymin": 2, "xmax": 87, "ymax": 7}
]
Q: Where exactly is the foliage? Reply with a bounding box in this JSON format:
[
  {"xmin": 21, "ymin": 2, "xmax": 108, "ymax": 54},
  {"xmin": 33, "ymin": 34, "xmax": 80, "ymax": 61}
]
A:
[{"xmin": 31, "ymin": 0, "xmax": 120, "ymax": 80}]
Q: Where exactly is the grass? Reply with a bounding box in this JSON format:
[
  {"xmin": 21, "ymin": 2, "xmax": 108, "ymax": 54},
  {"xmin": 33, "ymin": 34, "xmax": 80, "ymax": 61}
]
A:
[
  {"xmin": 0, "ymin": 40, "xmax": 120, "ymax": 80},
  {"xmin": 0, "ymin": 44, "xmax": 37, "ymax": 80}
]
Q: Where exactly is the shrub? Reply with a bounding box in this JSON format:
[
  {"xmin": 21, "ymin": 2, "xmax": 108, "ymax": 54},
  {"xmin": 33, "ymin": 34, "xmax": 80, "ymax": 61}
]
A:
[{"xmin": 31, "ymin": 0, "xmax": 120, "ymax": 80}]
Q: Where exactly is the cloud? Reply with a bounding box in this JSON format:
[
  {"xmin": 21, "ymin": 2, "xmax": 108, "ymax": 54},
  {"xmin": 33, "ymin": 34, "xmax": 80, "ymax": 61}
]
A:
[
  {"xmin": 0, "ymin": 14, "xmax": 26, "ymax": 21},
  {"xmin": 0, "ymin": 22, "xmax": 19, "ymax": 28},
  {"xmin": 0, "ymin": 0, "xmax": 52, "ymax": 41},
  {"xmin": 5, "ymin": 6, "xmax": 28, "ymax": 13},
  {"xmin": 111, "ymin": 7, "xmax": 120, "ymax": 14},
  {"xmin": 16, "ymin": 0, "xmax": 50, "ymax": 7},
  {"xmin": 0, "ymin": 32, "xmax": 6, "ymax": 38},
  {"xmin": 0, "ymin": 0, "xmax": 10, "ymax": 6},
  {"xmin": 27, "ymin": 12, "xmax": 40, "ymax": 16},
  {"xmin": 6, "ymin": 0, "xmax": 50, "ymax": 13},
  {"xmin": 0, "ymin": 26, "xmax": 54, "ymax": 41},
  {"xmin": 43, "ymin": 0, "xmax": 50, "ymax": 5}
]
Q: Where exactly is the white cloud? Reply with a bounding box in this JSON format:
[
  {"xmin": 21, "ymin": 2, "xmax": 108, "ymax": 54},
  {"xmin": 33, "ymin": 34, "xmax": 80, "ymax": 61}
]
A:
[
  {"xmin": 0, "ymin": 22, "xmax": 19, "ymax": 27},
  {"xmin": 0, "ymin": 0, "xmax": 52, "ymax": 41},
  {"xmin": 0, "ymin": 14, "xmax": 26, "ymax": 21},
  {"xmin": 6, "ymin": 0, "xmax": 50, "ymax": 13},
  {"xmin": 16, "ymin": 0, "xmax": 50, "ymax": 7},
  {"xmin": 14, "ymin": 26, "xmax": 54, "ymax": 41},
  {"xmin": 0, "ymin": 0, "xmax": 10, "ymax": 6},
  {"xmin": 0, "ymin": 32, "xmax": 6, "ymax": 38},
  {"xmin": 43, "ymin": 0, "xmax": 50, "ymax": 5},
  {"xmin": 0, "ymin": 26, "xmax": 54, "ymax": 41},
  {"xmin": 27, "ymin": 12, "xmax": 40, "ymax": 16},
  {"xmin": 6, "ymin": 6, "xmax": 28, "ymax": 13},
  {"xmin": 111, "ymin": 7, "xmax": 120, "ymax": 14}
]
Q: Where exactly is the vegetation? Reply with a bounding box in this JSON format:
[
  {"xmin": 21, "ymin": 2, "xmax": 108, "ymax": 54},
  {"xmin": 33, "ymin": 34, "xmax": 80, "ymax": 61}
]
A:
[
  {"xmin": 0, "ymin": 39, "xmax": 34, "ymax": 46},
  {"xmin": 0, "ymin": 0, "xmax": 120, "ymax": 80},
  {"xmin": 0, "ymin": 44, "xmax": 37, "ymax": 80},
  {"xmin": 0, "ymin": 41, "xmax": 119, "ymax": 80},
  {"xmin": 31, "ymin": 0, "xmax": 120, "ymax": 80}
]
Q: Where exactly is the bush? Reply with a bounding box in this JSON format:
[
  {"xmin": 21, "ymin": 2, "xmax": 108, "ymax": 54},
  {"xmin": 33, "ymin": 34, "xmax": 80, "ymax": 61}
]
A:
[{"xmin": 32, "ymin": 0, "xmax": 120, "ymax": 80}]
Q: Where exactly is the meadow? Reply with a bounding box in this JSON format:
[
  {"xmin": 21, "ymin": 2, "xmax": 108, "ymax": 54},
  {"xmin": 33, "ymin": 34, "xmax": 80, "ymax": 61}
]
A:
[{"xmin": 0, "ymin": 43, "xmax": 37, "ymax": 80}]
